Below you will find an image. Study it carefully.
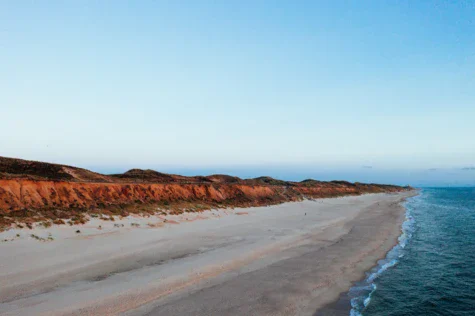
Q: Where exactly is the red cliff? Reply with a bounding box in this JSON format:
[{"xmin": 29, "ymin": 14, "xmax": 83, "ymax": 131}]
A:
[{"xmin": 0, "ymin": 157, "xmax": 410, "ymax": 229}]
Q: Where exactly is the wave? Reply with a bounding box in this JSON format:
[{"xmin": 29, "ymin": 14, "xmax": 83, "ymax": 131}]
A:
[{"xmin": 348, "ymin": 198, "xmax": 416, "ymax": 315}]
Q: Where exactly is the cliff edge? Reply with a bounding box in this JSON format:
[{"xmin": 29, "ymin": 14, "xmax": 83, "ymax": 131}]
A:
[{"xmin": 0, "ymin": 156, "xmax": 411, "ymax": 230}]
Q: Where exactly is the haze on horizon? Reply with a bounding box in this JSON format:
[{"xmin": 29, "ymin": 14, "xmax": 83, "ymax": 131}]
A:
[{"xmin": 1, "ymin": 1, "xmax": 474, "ymax": 186}]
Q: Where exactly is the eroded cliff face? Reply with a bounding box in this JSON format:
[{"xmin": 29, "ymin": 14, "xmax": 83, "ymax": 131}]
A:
[
  {"xmin": 0, "ymin": 156, "xmax": 410, "ymax": 229},
  {"xmin": 0, "ymin": 180, "xmax": 285, "ymax": 213},
  {"xmin": 0, "ymin": 179, "xmax": 406, "ymax": 229}
]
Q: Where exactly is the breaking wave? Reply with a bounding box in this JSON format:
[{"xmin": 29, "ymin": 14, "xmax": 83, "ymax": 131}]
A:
[{"xmin": 348, "ymin": 198, "xmax": 416, "ymax": 316}]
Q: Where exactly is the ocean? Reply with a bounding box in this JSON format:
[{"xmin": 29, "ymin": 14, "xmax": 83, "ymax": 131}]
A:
[{"xmin": 349, "ymin": 188, "xmax": 475, "ymax": 315}]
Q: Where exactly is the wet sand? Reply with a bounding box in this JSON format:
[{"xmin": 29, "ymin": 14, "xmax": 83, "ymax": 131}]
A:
[{"xmin": 0, "ymin": 191, "xmax": 415, "ymax": 316}]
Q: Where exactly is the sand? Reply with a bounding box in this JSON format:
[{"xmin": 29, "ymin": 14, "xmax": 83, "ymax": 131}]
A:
[{"xmin": 0, "ymin": 191, "xmax": 416, "ymax": 316}]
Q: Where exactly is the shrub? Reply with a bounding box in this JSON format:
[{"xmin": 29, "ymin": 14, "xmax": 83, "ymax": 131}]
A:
[{"xmin": 41, "ymin": 221, "xmax": 52, "ymax": 228}]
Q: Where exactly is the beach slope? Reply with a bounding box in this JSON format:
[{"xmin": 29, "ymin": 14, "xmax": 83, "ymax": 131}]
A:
[{"xmin": 0, "ymin": 191, "xmax": 415, "ymax": 316}]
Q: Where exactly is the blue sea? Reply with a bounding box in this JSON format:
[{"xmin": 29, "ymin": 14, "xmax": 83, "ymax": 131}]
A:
[{"xmin": 349, "ymin": 188, "xmax": 475, "ymax": 316}]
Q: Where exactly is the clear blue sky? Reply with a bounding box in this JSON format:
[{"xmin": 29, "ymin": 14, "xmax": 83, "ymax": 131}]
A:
[{"xmin": 1, "ymin": 1, "xmax": 474, "ymax": 185}]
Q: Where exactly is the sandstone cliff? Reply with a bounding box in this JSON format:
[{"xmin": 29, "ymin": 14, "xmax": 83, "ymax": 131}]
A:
[{"xmin": 0, "ymin": 156, "xmax": 410, "ymax": 229}]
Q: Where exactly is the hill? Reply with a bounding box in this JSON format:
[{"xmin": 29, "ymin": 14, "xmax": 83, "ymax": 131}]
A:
[{"xmin": 0, "ymin": 156, "xmax": 411, "ymax": 230}]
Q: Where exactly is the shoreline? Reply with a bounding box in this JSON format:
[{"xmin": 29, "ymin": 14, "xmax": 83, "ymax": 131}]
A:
[
  {"xmin": 315, "ymin": 190, "xmax": 419, "ymax": 316},
  {"xmin": 0, "ymin": 191, "xmax": 416, "ymax": 315}
]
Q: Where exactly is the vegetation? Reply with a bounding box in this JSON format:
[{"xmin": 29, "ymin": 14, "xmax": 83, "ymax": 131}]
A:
[{"xmin": 0, "ymin": 156, "xmax": 410, "ymax": 232}]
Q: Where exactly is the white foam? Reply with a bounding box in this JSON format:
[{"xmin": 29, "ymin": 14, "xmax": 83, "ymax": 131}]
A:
[{"xmin": 348, "ymin": 197, "xmax": 417, "ymax": 315}]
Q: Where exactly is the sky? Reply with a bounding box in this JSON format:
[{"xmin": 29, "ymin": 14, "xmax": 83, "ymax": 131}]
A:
[{"xmin": 1, "ymin": 1, "xmax": 474, "ymax": 186}]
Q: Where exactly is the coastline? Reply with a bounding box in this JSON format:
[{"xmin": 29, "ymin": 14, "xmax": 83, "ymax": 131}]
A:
[
  {"xmin": 0, "ymin": 191, "xmax": 416, "ymax": 315},
  {"xmin": 315, "ymin": 190, "xmax": 420, "ymax": 316}
]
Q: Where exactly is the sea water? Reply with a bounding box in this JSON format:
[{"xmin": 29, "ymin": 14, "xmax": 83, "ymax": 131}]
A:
[{"xmin": 349, "ymin": 188, "xmax": 475, "ymax": 316}]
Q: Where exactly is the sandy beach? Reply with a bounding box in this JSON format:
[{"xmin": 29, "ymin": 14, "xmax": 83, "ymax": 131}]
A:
[{"xmin": 0, "ymin": 191, "xmax": 415, "ymax": 316}]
